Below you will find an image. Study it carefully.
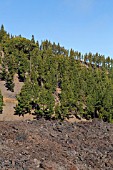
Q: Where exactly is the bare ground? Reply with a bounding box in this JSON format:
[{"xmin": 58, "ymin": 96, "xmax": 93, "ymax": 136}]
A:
[{"xmin": 0, "ymin": 119, "xmax": 113, "ymax": 170}]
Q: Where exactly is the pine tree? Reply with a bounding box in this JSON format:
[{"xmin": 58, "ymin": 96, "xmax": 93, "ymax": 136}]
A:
[
  {"xmin": 0, "ymin": 90, "xmax": 3, "ymax": 113},
  {"xmin": 15, "ymin": 79, "xmax": 33, "ymax": 116}
]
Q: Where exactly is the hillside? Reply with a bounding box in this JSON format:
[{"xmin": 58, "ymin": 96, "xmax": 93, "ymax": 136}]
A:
[
  {"xmin": 0, "ymin": 75, "xmax": 88, "ymax": 122},
  {"xmin": 0, "ymin": 24, "xmax": 113, "ymax": 122},
  {"xmin": 0, "ymin": 25, "xmax": 113, "ymax": 170},
  {"xmin": 0, "ymin": 74, "xmax": 35, "ymax": 121}
]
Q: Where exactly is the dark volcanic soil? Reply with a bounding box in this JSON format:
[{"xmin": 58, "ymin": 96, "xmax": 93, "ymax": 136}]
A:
[{"xmin": 0, "ymin": 119, "xmax": 113, "ymax": 170}]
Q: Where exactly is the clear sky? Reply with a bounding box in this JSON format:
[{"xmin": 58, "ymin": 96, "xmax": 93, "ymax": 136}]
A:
[{"xmin": 0, "ymin": 0, "xmax": 113, "ymax": 57}]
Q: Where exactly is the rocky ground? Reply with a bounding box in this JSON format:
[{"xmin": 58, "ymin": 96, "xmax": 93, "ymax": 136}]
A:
[{"xmin": 0, "ymin": 118, "xmax": 113, "ymax": 170}]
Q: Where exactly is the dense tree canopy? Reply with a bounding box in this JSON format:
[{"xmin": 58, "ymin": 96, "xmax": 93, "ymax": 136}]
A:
[{"xmin": 0, "ymin": 25, "xmax": 113, "ymax": 122}]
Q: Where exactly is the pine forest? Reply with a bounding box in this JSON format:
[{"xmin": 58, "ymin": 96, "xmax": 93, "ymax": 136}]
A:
[{"xmin": 0, "ymin": 25, "xmax": 113, "ymax": 123}]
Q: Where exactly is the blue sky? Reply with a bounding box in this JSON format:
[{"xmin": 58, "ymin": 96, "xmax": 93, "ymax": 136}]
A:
[{"xmin": 0, "ymin": 0, "xmax": 113, "ymax": 57}]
